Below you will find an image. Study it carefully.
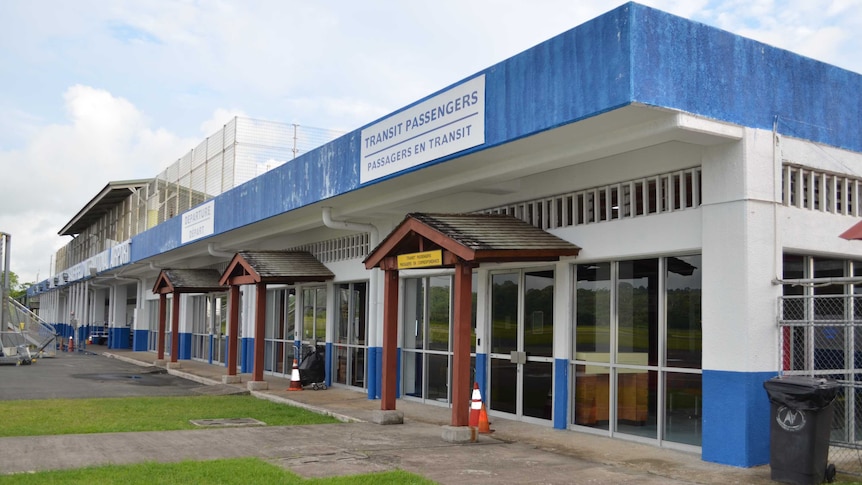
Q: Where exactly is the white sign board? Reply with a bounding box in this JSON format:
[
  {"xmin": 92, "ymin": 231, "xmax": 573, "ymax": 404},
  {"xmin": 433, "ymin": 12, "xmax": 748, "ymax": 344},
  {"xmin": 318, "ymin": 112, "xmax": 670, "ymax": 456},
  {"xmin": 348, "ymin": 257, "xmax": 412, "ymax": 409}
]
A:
[
  {"xmin": 360, "ymin": 75, "xmax": 485, "ymax": 184},
  {"xmin": 181, "ymin": 200, "xmax": 215, "ymax": 244}
]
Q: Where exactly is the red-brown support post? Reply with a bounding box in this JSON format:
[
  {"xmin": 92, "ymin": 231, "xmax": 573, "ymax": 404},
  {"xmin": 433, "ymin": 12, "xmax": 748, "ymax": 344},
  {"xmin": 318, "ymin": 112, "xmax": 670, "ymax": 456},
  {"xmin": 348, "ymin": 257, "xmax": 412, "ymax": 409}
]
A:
[
  {"xmin": 252, "ymin": 282, "xmax": 267, "ymax": 382},
  {"xmin": 381, "ymin": 268, "xmax": 399, "ymax": 411},
  {"xmin": 157, "ymin": 293, "xmax": 166, "ymax": 360},
  {"xmin": 171, "ymin": 290, "xmax": 180, "ymax": 363},
  {"xmin": 227, "ymin": 284, "xmax": 240, "ymax": 376},
  {"xmin": 451, "ymin": 260, "xmax": 473, "ymax": 427}
]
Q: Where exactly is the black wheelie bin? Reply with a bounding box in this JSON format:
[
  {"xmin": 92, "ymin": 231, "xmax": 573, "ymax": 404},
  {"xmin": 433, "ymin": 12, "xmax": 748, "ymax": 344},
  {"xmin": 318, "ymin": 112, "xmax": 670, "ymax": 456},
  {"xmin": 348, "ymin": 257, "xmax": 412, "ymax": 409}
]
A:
[{"xmin": 763, "ymin": 375, "xmax": 841, "ymax": 485}]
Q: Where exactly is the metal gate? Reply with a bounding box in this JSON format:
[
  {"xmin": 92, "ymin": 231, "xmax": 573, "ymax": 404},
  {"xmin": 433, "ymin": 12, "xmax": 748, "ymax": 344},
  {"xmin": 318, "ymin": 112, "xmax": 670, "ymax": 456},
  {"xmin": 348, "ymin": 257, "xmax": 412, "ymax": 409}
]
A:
[{"xmin": 779, "ymin": 293, "xmax": 862, "ymax": 475}]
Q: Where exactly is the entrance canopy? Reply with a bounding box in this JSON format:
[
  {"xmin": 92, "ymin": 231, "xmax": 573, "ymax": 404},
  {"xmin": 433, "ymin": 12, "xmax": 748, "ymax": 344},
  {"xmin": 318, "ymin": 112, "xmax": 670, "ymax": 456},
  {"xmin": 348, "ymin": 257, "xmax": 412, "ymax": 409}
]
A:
[
  {"xmin": 218, "ymin": 250, "xmax": 334, "ymax": 286},
  {"xmin": 365, "ymin": 213, "xmax": 581, "ymax": 270},
  {"xmin": 364, "ymin": 213, "xmax": 580, "ymax": 429},
  {"xmin": 152, "ymin": 269, "xmax": 227, "ymax": 295}
]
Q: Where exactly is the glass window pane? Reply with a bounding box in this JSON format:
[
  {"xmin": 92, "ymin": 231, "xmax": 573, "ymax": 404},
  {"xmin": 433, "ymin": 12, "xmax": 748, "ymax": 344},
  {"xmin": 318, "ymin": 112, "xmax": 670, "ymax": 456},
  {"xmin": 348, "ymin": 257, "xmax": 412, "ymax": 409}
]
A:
[
  {"xmin": 665, "ymin": 256, "xmax": 702, "ymax": 369},
  {"xmin": 337, "ymin": 284, "xmax": 350, "ymax": 344},
  {"xmin": 617, "ymin": 260, "xmax": 658, "ymax": 366},
  {"xmin": 285, "ymin": 291, "xmax": 295, "ymax": 341},
  {"xmin": 616, "ymin": 369, "xmax": 656, "ymax": 439},
  {"xmin": 402, "ymin": 350, "xmax": 423, "ymax": 398},
  {"xmin": 427, "ymin": 353, "xmax": 449, "ymax": 402},
  {"xmin": 524, "ymin": 270, "xmax": 554, "ymax": 357},
  {"xmin": 523, "ymin": 360, "xmax": 553, "ymax": 420},
  {"xmin": 573, "ymin": 364, "xmax": 610, "ymax": 430},
  {"xmin": 334, "ymin": 345, "xmax": 347, "ymax": 385},
  {"xmin": 403, "ymin": 278, "xmax": 424, "ymax": 350},
  {"xmin": 490, "ymin": 358, "xmax": 517, "ymax": 414},
  {"xmin": 576, "ymin": 263, "xmax": 611, "ymax": 363},
  {"xmin": 315, "ymin": 287, "xmax": 327, "ymax": 342},
  {"xmin": 471, "ymin": 273, "xmax": 478, "ymax": 353},
  {"xmin": 352, "ymin": 282, "xmax": 367, "ymax": 346},
  {"xmin": 350, "ymin": 347, "xmax": 365, "ymax": 387},
  {"xmin": 491, "ymin": 273, "xmax": 519, "ymax": 355},
  {"xmin": 303, "ymin": 289, "xmax": 314, "ymax": 340},
  {"xmin": 664, "ymin": 372, "xmax": 702, "ymax": 446},
  {"xmin": 428, "ymin": 276, "xmax": 450, "ymax": 351}
]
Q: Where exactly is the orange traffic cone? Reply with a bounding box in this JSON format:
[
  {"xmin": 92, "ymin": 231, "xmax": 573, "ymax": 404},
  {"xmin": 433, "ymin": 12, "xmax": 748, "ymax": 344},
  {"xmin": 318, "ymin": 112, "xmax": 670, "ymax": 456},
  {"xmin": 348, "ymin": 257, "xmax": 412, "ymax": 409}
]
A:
[
  {"xmin": 68, "ymin": 336, "xmax": 74, "ymax": 352},
  {"xmin": 478, "ymin": 402, "xmax": 494, "ymax": 434},
  {"xmin": 469, "ymin": 382, "xmax": 482, "ymax": 428},
  {"xmin": 287, "ymin": 358, "xmax": 303, "ymax": 391}
]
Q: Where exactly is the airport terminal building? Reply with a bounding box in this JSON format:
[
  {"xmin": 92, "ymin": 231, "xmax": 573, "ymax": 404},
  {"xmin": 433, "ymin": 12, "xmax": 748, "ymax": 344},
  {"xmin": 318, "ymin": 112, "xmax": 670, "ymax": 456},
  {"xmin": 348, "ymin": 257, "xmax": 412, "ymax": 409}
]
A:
[{"xmin": 27, "ymin": 3, "xmax": 862, "ymax": 467}]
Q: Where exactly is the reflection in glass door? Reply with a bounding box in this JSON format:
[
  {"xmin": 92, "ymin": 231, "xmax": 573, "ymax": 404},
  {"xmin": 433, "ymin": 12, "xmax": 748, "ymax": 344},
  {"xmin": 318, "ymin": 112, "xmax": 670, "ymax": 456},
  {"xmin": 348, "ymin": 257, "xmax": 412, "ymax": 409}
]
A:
[
  {"xmin": 573, "ymin": 256, "xmax": 702, "ymax": 448},
  {"xmin": 402, "ymin": 276, "xmax": 451, "ymax": 403},
  {"xmin": 264, "ymin": 288, "xmax": 296, "ymax": 377},
  {"xmin": 211, "ymin": 293, "xmax": 228, "ymax": 365},
  {"xmin": 191, "ymin": 295, "xmax": 208, "ymax": 362},
  {"xmin": 333, "ymin": 282, "xmax": 367, "ymax": 388},
  {"xmin": 489, "ymin": 269, "xmax": 555, "ymax": 421}
]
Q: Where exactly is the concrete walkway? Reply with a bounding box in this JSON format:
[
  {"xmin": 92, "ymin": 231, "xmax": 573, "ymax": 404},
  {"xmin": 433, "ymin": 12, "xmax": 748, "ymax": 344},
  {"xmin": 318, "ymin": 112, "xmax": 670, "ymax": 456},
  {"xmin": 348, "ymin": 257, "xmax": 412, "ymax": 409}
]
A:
[{"xmin": 0, "ymin": 349, "xmax": 778, "ymax": 484}]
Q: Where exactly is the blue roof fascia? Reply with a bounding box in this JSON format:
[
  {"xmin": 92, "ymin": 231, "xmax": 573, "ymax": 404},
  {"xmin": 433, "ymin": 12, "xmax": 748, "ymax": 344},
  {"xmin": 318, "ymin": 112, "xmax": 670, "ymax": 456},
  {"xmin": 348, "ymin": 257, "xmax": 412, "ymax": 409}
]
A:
[
  {"xmin": 629, "ymin": 3, "xmax": 862, "ymax": 153},
  {"xmin": 127, "ymin": 2, "xmax": 862, "ymax": 264},
  {"xmin": 128, "ymin": 4, "xmax": 638, "ymax": 263}
]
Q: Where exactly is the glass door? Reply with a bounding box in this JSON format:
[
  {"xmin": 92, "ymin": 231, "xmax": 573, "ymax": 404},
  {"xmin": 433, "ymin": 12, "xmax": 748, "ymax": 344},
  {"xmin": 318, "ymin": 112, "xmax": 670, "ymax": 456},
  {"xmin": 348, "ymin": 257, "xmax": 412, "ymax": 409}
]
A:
[
  {"xmin": 211, "ymin": 293, "xmax": 228, "ymax": 365},
  {"xmin": 489, "ymin": 269, "xmax": 555, "ymax": 421}
]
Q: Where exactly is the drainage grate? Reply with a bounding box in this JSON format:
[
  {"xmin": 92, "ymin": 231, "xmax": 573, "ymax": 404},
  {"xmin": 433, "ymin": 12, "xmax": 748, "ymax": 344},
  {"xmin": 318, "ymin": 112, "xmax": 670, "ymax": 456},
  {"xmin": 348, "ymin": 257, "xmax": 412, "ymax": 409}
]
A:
[{"xmin": 189, "ymin": 418, "xmax": 266, "ymax": 427}]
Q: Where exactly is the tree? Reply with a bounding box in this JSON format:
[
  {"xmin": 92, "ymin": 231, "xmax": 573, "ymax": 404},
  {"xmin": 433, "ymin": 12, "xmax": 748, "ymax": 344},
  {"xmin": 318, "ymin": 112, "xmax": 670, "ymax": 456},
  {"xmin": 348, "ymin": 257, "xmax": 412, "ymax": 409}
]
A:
[{"xmin": 2, "ymin": 271, "xmax": 31, "ymax": 300}]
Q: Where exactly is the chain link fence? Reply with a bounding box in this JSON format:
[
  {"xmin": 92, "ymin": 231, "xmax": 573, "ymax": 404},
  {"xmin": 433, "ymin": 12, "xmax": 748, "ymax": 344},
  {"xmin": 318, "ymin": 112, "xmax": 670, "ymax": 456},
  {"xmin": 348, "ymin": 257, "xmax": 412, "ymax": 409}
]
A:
[
  {"xmin": 779, "ymin": 293, "xmax": 862, "ymax": 475},
  {"xmin": 53, "ymin": 117, "xmax": 344, "ymax": 271},
  {"xmin": 140, "ymin": 117, "xmax": 344, "ymax": 233}
]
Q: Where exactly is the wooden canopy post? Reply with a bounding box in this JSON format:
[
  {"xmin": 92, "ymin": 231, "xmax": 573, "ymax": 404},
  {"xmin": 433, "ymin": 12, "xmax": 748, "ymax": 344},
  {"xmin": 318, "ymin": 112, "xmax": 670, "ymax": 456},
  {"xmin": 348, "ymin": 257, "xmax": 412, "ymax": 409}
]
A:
[
  {"xmin": 381, "ymin": 268, "xmax": 399, "ymax": 411},
  {"xmin": 252, "ymin": 282, "xmax": 267, "ymax": 383},
  {"xmin": 451, "ymin": 260, "xmax": 473, "ymax": 427},
  {"xmin": 170, "ymin": 290, "xmax": 180, "ymax": 363},
  {"xmin": 157, "ymin": 293, "xmax": 167, "ymax": 360},
  {"xmin": 227, "ymin": 284, "xmax": 240, "ymax": 376}
]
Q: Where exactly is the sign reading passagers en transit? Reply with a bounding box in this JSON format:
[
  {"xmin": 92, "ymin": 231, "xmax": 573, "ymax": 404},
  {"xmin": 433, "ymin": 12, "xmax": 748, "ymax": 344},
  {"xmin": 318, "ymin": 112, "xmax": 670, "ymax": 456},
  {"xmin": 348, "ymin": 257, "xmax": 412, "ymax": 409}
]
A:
[{"xmin": 360, "ymin": 75, "xmax": 485, "ymax": 184}]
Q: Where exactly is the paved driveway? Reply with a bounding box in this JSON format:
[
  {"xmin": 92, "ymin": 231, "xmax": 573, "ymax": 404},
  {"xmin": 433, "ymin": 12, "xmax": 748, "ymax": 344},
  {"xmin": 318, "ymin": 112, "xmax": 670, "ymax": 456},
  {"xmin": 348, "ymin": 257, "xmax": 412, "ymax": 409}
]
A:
[{"xmin": 0, "ymin": 351, "xmax": 203, "ymax": 400}]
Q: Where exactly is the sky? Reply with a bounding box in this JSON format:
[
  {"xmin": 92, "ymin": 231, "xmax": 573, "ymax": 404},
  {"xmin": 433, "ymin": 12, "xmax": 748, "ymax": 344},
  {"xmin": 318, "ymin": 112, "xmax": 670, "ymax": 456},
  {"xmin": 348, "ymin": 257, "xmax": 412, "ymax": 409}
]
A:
[{"xmin": 1, "ymin": 0, "xmax": 861, "ymax": 285}]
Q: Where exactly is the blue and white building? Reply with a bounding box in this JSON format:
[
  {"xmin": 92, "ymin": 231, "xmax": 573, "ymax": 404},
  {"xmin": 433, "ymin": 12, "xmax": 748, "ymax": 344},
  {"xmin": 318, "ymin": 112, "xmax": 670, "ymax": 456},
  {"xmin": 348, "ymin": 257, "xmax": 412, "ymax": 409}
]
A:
[{"xmin": 28, "ymin": 3, "xmax": 862, "ymax": 468}]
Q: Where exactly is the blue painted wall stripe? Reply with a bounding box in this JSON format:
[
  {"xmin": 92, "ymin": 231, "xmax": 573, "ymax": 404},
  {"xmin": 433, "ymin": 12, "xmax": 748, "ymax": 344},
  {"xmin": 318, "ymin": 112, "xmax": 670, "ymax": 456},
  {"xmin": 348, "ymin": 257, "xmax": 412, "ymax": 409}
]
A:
[
  {"xmin": 475, "ymin": 353, "xmax": 488, "ymax": 405},
  {"xmin": 553, "ymin": 358, "xmax": 569, "ymax": 430},
  {"xmin": 702, "ymin": 369, "xmax": 775, "ymax": 467},
  {"xmin": 133, "ymin": 329, "xmax": 148, "ymax": 351},
  {"xmin": 241, "ymin": 338, "xmax": 254, "ymax": 373},
  {"xmin": 178, "ymin": 332, "xmax": 192, "ymax": 360},
  {"xmin": 324, "ymin": 342, "xmax": 332, "ymax": 387}
]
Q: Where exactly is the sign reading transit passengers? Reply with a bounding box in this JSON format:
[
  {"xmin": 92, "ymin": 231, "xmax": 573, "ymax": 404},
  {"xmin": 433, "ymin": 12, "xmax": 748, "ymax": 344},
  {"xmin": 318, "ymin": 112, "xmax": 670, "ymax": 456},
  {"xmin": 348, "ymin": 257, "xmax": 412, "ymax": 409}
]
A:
[
  {"xmin": 181, "ymin": 200, "xmax": 215, "ymax": 244},
  {"xmin": 360, "ymin": 75, "xmax": 485, "ymax": 184}
]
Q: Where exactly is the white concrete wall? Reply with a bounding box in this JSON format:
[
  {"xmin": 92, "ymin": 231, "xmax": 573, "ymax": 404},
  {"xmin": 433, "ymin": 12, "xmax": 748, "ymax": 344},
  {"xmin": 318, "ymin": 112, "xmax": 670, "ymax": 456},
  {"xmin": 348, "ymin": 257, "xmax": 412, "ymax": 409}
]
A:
[{"xmin": 701, "ymin": 128, "xmax": 781, "ymax": 373}]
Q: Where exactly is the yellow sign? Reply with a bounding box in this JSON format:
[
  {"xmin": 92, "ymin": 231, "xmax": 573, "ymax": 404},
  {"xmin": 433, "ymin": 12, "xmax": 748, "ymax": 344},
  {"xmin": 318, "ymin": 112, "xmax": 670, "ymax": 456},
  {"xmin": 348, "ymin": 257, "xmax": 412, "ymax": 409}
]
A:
[{"xmin": 397, "ymin": 250, "xmax": 443, "ymax": 269}]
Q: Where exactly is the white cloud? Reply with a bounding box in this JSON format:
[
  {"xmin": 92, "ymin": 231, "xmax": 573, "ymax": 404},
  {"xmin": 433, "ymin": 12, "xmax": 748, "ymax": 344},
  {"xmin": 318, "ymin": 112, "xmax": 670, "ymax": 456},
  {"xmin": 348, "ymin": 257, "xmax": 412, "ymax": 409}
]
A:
[
  {"xmin": 199, "ymin": 108, "xmax": 248, "ymax": 137},
  {"xmin": 0, "ymin": 85, "xmax": 197, "ymax": 283}
]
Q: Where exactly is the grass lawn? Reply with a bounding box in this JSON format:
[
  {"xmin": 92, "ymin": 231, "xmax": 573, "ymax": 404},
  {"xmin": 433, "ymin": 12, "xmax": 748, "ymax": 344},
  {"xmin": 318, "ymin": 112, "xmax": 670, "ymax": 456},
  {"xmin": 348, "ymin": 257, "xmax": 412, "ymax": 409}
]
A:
[
  {"xmin": 0, "ymin": 395, "xmax": 340, "ymax": 437},
  {"xmin": 0, "ymin": 457, "xmax": 436, "ymax": 484}
]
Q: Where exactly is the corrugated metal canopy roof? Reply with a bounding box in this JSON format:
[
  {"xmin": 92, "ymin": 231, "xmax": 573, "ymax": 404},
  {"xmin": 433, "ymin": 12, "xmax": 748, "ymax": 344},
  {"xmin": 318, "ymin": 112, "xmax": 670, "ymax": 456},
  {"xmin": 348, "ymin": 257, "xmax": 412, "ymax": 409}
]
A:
[
  {"xmin": 219, "ymin": 251, "xmax": 334, "ymax": 285},
  {"xmin": 152, "ymin": 269, "xmax": 227, "ymax": 295},
  {"xmin": 365, "ymin": 213, "xmax": 581, "ymax": 269},
  {"xmin": 60, "ymin": 179, "xmax": 151, "ymax": 236}
]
